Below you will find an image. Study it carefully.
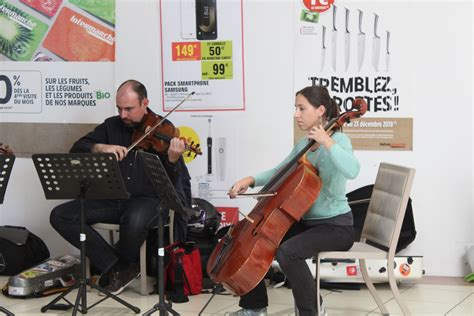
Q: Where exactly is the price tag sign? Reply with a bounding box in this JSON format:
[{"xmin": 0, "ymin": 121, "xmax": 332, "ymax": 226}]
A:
[
  {"xmin": 201, "ymin": 41, "xmax": 232, "ymax": 61},
  {"xmin": 171, "ymin": 42, "xmax": 201, "ymax": 61},
  {"xmin": 161, "ymin": 0, "xmax": 244, "ymax": 110},
  {"xmin": 201, "ymin": 41, "xmax": 233, "ymax": 80},
  {"xmin": 202, "ymin": 61, "xmax": 233, "ymax": 80}
]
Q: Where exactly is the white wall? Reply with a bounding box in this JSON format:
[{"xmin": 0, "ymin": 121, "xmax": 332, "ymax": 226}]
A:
[
  {"xmin": 471, "ymin": 0, "xmax": 474, "ymax": 266},
  {"xmin": 1, "ymin": 0, "xmax": 472, "ymax": 277}
]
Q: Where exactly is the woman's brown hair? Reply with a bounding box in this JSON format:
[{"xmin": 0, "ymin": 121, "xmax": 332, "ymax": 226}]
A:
[{"xmin": 296, "ymin": 85, "xmax": 340, "ymax": 121}]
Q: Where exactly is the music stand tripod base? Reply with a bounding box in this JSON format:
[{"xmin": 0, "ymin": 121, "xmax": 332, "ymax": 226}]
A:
[
  {"xmin": 32, "ymin": 153, "xmax": 140, "ymax": 315},
  {"xmin": 0, "ymin": 305, "xmax": 14, "ymax": 316},
  {"xmin": 198, "ymin": 283, "xmax": 226, "ymax": 316}
]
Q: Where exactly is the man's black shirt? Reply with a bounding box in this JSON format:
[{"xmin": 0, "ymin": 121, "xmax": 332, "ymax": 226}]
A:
[{"xmin": 70, "ymin": 115, "xmax": 182, "ymax": 198}]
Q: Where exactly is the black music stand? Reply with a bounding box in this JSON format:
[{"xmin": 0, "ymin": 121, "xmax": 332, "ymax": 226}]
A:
[
  {"xmin": 32, "ymin": 153, "xmax": 140, "ymax": 315},
  {"xmin": 138, "ymin": 151, "xmax": 191, "ymax": 316},
  {"xmin": 0, "ymin": 154, "xmax": 15, "ymax": 316},
  {"xmin": 0, "ymin": 154, "xmax": 15, "ymax": 205}
]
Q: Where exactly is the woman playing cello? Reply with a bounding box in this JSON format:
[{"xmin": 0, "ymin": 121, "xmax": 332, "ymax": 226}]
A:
[{"xmin": 226, "ymin": 85, "xmax": 360, "ymax": 316}]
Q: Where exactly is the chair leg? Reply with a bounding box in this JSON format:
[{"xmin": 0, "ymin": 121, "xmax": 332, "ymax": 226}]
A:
[
  {"xmin": 295, "ymin": 256, "xmax": 320, "ymax": 315},
  {"xmin": 140, "ymin": 240, "xmax": 147, "ymax": 296},
  {"xmin": 109, "ymin": 230, "xmax": 115, "ymax": 246},
  {"xmin": 360, "ymin": 259, "xmax": 389, "ymax": 315},
  {"xmin": 387, "ymin": 259, "xmax": 410, "ymax": 315},
  {"xmin": 316, "ymin": 256, "xmax": 321, "ymax": 316}
]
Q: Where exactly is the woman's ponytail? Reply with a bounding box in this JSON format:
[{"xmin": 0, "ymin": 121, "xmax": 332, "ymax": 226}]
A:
[{"xmin": 330, "ymin": 98, "xmax": 340, "ymax": 119}]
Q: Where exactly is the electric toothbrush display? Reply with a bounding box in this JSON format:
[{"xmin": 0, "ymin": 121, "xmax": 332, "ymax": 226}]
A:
[
  {"xmin": 216, "ymin": 137, "xmax": 226, "ymax": 181},
  {"xmin": 207, "ymin": 118, "xmax": 213, "ymax": 174}
]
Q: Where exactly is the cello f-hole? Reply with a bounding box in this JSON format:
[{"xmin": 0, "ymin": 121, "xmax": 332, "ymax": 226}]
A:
[{"xmin": 251, "ymin": 214, "xmax": 265, "ymax": 236}]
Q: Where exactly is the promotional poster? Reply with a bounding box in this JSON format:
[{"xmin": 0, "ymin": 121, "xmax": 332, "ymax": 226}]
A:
[{"xmin": 293, "ymin": 0, "xmax": 413, "ymax": 151}]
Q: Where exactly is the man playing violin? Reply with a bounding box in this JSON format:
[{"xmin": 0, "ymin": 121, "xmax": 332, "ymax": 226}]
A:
[{"xmin": 50, "ymin": 80, "xmax": 191, "ymax": 295}]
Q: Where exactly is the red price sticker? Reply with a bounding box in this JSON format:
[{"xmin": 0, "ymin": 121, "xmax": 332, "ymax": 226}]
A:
[
  {"xmin": 171, "ymin": 42, "xmax": 201, "ymax": 61},
  {"xmin": 399, "ymin": 263, "xmax": 411, "ymax": 277},
  {"xmin": 303, "ymin": 0, "xmax": 334, "ymax": 13},
  {"xmin": 346, "ymin": 265, "xmax": 358, "ymax": 276}
]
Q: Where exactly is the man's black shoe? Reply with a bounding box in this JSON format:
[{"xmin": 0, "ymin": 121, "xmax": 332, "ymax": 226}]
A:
[
  {"xmin": 104, "ymin": 264, "xmax": 140, "ymax": 295},
  {"xmin": 97, "ymin": 270, "xmax": 112, "ymax": 288}
]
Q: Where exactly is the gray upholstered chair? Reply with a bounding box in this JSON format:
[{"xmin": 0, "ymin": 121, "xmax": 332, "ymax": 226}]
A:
[{"xmin": 315, "ymin": 163, "xmax": 416, "ymax": 315}]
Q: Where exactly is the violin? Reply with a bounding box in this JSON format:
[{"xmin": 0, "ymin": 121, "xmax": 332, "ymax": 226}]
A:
[
  {"xmin": 126, "ymin": 92, "xmax": 202, "ymax": 157},
  {"xmin": 206, "ymin": 98, "xmax": 368, "ymax": 296},
  {"xmin": 131, "ymin": 112, "xmax": 202, "ymax": 157}
]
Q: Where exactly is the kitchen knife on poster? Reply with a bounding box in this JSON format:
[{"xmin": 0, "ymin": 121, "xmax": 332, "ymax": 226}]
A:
[
  {"xmin": 357, "ymin": 9, "xmax": 365, "ymax": 71},
  {"xmin": 386, "ymin": 31, "xmax": 390, "ymax": 72},
  {"xmin": 372, "ymin": 13, "xmax": 380, "ymax": 72},
  {"xmin": 344, "ymin": 8, "xmax": 350, "ymax": 72},
  {"xmin": 331, "ymin": 5, "xmax": 337, "ymax": 72},
  {"xmin": 321, "ymin": 25, "xmax": 326, "ymax": 72}
]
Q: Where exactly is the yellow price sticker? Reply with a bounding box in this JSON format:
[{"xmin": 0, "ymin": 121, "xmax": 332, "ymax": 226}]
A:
[
  {"xmin": 201, "ymin": 41, "xmax": 232, "ymax": 61},
  {"xmin": 177, "ymin": 126, "xmax": 201, "ymax": 164},
  {"xmin": 201, "ymin": 61, "xmax": 233, "ymax": 80}
]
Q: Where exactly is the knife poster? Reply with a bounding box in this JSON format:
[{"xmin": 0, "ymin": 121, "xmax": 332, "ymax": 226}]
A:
[
  {"xmin": 293, "ymin": 0, "xmax": 412, "ymax": 151},
  {"xmin": 160, "ymin": 0, "xmax": 245, "ymax": 111}
]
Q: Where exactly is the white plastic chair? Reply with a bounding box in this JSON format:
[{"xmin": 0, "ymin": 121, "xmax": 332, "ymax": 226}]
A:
[
  {"xmin": 315, "ymin": 163, "xmax": 416, "ymax": 315},
  {"xmin": 86, "ymin": 211, "xmax": 174, "ymax": 295}
]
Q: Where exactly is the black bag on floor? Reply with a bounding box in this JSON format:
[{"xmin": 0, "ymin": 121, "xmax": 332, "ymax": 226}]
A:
[
  {"xmin": 347, "ymin": 184, "xmax": 416, "ymax": 252},
  {"xmin": 186, "ymin": 198, "xmax": 221, "ymax": 280},
  {"xmin": 0, "ymin": 226, "xmax": 50, "ymax": 276}
]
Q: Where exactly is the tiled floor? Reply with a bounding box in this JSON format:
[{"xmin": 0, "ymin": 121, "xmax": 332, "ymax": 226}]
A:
[{"xmin": 1, "ymin": 276, "xmax": 473, "ymax": 315}]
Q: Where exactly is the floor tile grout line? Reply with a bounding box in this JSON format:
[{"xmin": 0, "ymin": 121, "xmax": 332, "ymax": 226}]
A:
[
  {"xmin": 443, "ymin": 292, "xmax": 473, "ymax": 315},
  {"xmin": 209, "ymin": 300, "xmax": 239, "ymax": 314}
]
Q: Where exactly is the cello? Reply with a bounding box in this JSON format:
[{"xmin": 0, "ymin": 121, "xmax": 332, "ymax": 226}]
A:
[{"xmin": 206, "ymin": 98, "xmax": 367, "ymax": 296}]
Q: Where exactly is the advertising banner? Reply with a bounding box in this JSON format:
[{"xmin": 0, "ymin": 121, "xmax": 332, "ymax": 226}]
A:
[
  {"xmin": 160, "ymin": 0, "xmax": 245, "ymax": 111},
  {"xmin": 293, "ymin": 0, "xmax": 413, "ymax": 150},
  {"xmin": 0, "ymin": 0, "xmax": 116, "ymax": 154},
  {"xmin": 0, "ymin": 0, "xmax": 115, "ymax": 119}
]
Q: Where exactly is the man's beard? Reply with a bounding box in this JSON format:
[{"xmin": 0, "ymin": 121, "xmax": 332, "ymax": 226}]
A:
[{"xmin": 122, "ymin": 120, "xmax": 140, "ymax": 128}]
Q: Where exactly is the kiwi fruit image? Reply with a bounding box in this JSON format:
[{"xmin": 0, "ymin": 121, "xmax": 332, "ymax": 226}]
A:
[
  {"xmin": 0, "ymin": 1, "xmax": 48, "ymax": 61},
  {"xmin": 0, "ymin": 7, "xmax": 33, "ymax": 60}
]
